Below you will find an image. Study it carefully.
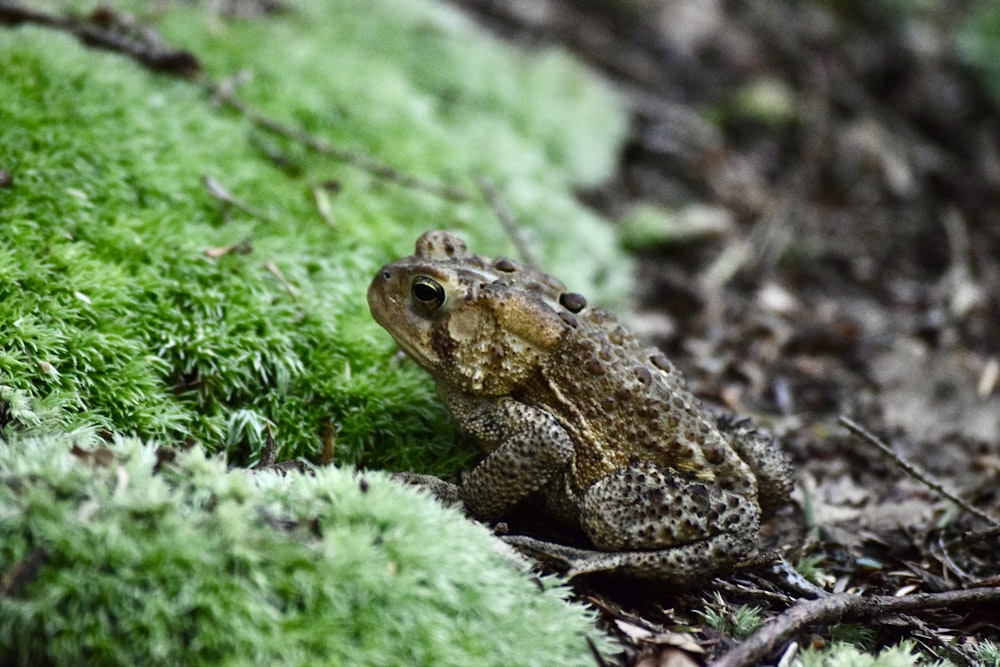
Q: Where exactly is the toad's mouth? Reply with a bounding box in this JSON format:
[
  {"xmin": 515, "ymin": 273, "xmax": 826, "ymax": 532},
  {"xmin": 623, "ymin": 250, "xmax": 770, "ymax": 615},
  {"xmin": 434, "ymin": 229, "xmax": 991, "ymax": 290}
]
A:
[
  {"xmin": 367, "ymin": 289, "xmax": 437, "ymax": 371},
  {"xmin": 385, "ymin": 329, "xmax": 435, "ymax": 369}
]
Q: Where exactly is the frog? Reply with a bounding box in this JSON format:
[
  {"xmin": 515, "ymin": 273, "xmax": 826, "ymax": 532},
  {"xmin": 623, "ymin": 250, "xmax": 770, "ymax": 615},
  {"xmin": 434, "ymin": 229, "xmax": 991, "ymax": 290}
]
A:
[{"xmin": 367, "ymin": 230, "xmax": 792, "ymax": 582}]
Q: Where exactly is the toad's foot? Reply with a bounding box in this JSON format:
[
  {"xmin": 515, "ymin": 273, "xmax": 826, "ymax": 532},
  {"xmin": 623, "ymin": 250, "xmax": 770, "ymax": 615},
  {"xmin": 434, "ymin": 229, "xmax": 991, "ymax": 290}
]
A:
[
  {"xmin": 390, "ymin": 472, "xmax": 463, "ymax": 509},
  {"xmin": 501, "ymin": 533, "xmax": 754, "ymax": 584}
]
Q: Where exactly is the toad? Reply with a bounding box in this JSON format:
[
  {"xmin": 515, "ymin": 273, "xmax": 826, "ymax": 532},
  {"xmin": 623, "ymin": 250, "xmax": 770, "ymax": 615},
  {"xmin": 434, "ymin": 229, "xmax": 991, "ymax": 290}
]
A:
[{"xmin": 368, "ymin": 231, "xmax": 792, "ymax": 582}]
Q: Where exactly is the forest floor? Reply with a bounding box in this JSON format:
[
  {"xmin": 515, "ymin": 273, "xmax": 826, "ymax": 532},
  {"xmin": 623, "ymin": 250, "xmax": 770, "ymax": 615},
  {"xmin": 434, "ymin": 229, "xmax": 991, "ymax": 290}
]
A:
[
  {"xmin": 5, "ymin": 0, "xmax": 1000, "ymax": 664},
  {"xmin": 451, "ymin": 1, "xmax": 1000, "ymax": 665}
]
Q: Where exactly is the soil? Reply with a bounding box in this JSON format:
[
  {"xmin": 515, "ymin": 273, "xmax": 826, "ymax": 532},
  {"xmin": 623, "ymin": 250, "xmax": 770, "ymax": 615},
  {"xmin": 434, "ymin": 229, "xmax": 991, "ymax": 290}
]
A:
[{"xmin": 451, "ymin": 1, "xmax": 1000, "ymax": 665}]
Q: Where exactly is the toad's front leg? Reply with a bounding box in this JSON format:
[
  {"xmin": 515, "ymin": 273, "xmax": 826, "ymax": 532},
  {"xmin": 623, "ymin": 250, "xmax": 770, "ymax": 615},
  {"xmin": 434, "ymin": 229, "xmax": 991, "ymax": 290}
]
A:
[{"xmin": 445, "ymin": 395, "xmax": 575, "ymax": 520}]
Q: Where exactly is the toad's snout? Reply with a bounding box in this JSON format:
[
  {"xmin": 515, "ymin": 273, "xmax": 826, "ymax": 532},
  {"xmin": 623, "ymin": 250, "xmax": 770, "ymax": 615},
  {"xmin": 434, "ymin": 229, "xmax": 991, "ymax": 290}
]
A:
[{"xmin": 367, "ymin": 265, "xmax": 397, "ymax": 324}]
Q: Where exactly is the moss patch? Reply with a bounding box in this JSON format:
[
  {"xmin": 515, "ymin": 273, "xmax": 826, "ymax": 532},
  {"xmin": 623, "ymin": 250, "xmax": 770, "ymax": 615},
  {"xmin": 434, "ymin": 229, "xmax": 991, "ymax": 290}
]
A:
[
  {"xmin": 959, "ymin": 0, "xmax": 1000, "ymax": 102},
  {"xmin": 0, "ymin": 4, "xmax": 628, "ymax": 661},
  {"xmin": 0, "ymin": 0, "xmax": 628, "ymax": 468},
  {"xmin": 0, "ymin": 435, "xmax": 611, "ymax": 666}
]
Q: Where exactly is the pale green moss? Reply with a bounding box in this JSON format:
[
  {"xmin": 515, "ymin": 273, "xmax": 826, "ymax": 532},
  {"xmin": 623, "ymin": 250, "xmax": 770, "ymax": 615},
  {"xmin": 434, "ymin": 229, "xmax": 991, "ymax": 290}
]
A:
[
  {"xmin": 794, "ymin": 640, "xmax": 952, "ymax": 667},
  {"xmin": 0, "ymin": 435, "xmax": 613, "ymax": 666},
  {"xmin": 974, "ymin": 639, "xmax": 1000, "ymax": 666},
  {"xmin": 694, "ymin": 592, "xmax": 765, "ymax": 640}
]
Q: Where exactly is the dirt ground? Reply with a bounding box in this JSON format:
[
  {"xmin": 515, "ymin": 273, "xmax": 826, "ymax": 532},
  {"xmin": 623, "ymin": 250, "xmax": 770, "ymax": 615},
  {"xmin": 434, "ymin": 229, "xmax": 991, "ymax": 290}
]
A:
[{"xmin": 452, "ymin": 1, "xmax": 1000, "ymax": 665}]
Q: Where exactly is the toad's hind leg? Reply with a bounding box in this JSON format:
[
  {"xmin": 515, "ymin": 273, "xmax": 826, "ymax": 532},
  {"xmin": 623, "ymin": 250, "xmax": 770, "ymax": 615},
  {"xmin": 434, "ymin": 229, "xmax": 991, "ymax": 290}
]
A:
[
  {"xmin": 502, "ymin": 530, "xmax": 754, "ymax": 582},
  {"xmin": 721, "ymin": 418, "xmax": 793, "ymax": 516},
  {"xmin": 513, "ymin": 463, "xmax": 761, "ymax": 580}
]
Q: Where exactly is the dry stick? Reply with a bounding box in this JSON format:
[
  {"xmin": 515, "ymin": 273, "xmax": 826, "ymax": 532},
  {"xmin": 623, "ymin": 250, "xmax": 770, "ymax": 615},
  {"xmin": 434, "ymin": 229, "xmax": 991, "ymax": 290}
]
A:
[
  {"xmin": 202, "ymin": 175, "xmax": 275, "ymax": 222},
  {"xmin": 0, "ymin": 1, "xmax": 201, "ymax": 76},
  {"xmin": 838, "ymin": 416, "xmax": 1000, "ymax": 528},
  {"xmin": 0, "ymin": 547, "xmax": 48, "ymax": 599},
  {"xmin": 311, "ymin": 183, "xmax": 337, "ymax": 228},
  {"xmin": 475, "ymin": 176, "xmax": 541, "ymax": 270},
  {"xmin": 710, "ymin": 586, "xmax": 1000, "ymax": 667},
  {"xmin": 901, "ymin": 610, "xmax": 984, "ymax": 666},
  {"xmin": 264, "ymin": 262, "xmax": 300, "ymax": 300},
  {"xmin": 259, "ymin": 422, "xmax": 277, "ymax": 468},
  {"xmin": 207, "ymin": 83, "xmax": 471, "ymax": 203},
  {"xmin": 955, "ymin": 524, "xmax": 1000, "ymax": 547}
]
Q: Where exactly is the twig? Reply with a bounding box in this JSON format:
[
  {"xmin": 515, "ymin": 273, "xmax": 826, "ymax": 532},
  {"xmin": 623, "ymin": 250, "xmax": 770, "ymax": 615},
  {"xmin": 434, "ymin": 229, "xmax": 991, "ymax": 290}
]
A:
[
  {"xmin": 207, "ymin": 83, "xmax": 471, "ymax": 202},
  {"xmin": 0, "ymin": 547, "xmax": 48, "ymax": 598},
  {"xmin": 711, "ymin": 578, "xmax": 796, "ymax": 607},
  {"xmin": 319, "ymin": 420, "xmax": 337, "ymax": 466},
  {"xmin": 710, "ymin": 586, "xmax": 1000, "ymax": 667},
  {"xmin": 311, "ymin": 183, "xmax": 337, "ymax": 228},
  {"xmin": 202, "ymin": 175, "xmax": 276, "ymax": 222},
  {"xmin": 953, "ymin": 524, "xmax": 1000, "ymax": 547},
  {"xmin": 901, "ymin": 611, "xmax": 983, "ymax": 666},
  {"xmin": 0, "ymin": 1, "xmax": 200, "ymax": 76},
  {"xmin": 204, "ymin": 240, "xmax": 253, "ymax": 259},
  {"xmin": 259, "ymin": 421, "xmax": 277, "ymax": 467},
  {"xmin": 585, "ymin": 635, "xmax": 611, "ymax": 667},
  {"xmin": 475, "ymin": 175, "xmax": 540, "ymax": 270},
  {"xmin": 838, "ymin": 416, "xmax": 1000, "ymax": 528},
  {"xmin": 264, "ymin": 261, "xmax": 300, "ymax": 299}
]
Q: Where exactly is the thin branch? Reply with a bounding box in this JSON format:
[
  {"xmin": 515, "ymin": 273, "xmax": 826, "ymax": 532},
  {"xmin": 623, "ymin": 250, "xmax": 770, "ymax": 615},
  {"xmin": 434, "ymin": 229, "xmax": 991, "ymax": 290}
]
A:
[
  {"xmin": 0, "ymin": 1, "xmax": 200, "ymax": 76},
  {"xmin": 207, "ymin": 82, "xmax": 471, "ymax": 202},
  {"xmin": 319, "ymin": 420, "xmax": 337, "ymax": 466},
  {"xmin": 953, "ymin": 524, "xmax": 1000, "ymax": 547},
  {"xmin": 202, "ymin": 175, "xmax": 276, "ymax": 222},
  {"xmin": 475, "ymin": 175, "xmax": 540, "ymax": 270},
  {"xmin": 0, "ymin": 0, "xmax": 471, "ymax": 203},
  {"xmin": 204, "ymin": 241, "xmax": 253, "ymax": 259},
  {"xmin": 259, "ymin": 421, "xmax": 277, "ymax": 467},
  {"xmin": 0, "ymin": 547, "xmax": 48, "ymax": 598},
  {"xmin": 838, "ymin": 416, "xmax": 1000, "ymax": 528},
  {"xmin": 311, "ymin": 183, "xmax": 337, "ymax": 228},
  {"xmin": 264, "ymin": 261, "xmax": 300, "ymax": 300},
  {"xmin": 900, "ymin": 611, "xmax": 984, "ymax": 666},
  {"xmin": 710, "ymin": 586, "xmax": 1000, "ymax": 667}
]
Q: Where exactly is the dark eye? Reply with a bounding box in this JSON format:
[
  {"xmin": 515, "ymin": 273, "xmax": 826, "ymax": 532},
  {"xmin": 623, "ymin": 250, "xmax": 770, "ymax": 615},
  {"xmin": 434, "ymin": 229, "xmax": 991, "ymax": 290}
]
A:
[{"xmin": 411, "ymin": 276, "xmax": 446, "ymax": 311}]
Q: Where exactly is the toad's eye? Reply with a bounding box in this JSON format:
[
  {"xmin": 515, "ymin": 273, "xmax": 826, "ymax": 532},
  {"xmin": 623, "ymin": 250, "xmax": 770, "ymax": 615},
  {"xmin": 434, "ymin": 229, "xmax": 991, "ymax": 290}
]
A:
[{"xmin": 411, "ymin": 276, "xmax": 446, "ymax": 311}]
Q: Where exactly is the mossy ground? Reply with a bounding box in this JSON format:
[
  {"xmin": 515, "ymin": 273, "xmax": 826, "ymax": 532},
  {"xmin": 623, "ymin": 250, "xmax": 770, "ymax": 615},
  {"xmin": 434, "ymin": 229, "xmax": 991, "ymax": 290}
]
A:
[
  {"xmin": 0, "ymin": 0, "xmax": 628, "ymax": 467},
  {"xmin": 0, "ymin": 1, "xmax": 629, "ymax": 663},
  {"xmin": 0, "ymin": 436, "xmax": 611, "ymax": 666}
]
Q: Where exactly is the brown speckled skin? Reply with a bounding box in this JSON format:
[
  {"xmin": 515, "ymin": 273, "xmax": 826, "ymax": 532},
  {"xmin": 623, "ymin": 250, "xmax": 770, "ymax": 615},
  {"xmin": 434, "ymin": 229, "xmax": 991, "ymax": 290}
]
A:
[{"xmin": 368, "ymin": 231, "xmax": 792, "ymax": 581}]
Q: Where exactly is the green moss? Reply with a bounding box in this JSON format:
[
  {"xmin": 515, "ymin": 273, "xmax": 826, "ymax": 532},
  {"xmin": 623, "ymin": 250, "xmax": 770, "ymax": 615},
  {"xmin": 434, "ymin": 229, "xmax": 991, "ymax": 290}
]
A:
[
  {"xmin": 0, "ymin": 0, "xmax": 629, "ymax": 468},
  {"xmin": 794, "ymin": 640, "xmax": 952, "ymax": 667},
  {"xmin": 975, "ymin": 640, "xmax": 1000, "ymax": 666},
  {"xmin": 0, "ymin": 435, "xmax": 612, "ymax": 666},
  {"xmin": 958, "ymin": 1, "xmax": 1000, "ymax": 102},
  {"xmin": 1, "ymin": 4, "xmax": 626, "ymax": 663},
  {"xmin": 694, "ymin": 592, "xmax": 765, "ymax": 641}
]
